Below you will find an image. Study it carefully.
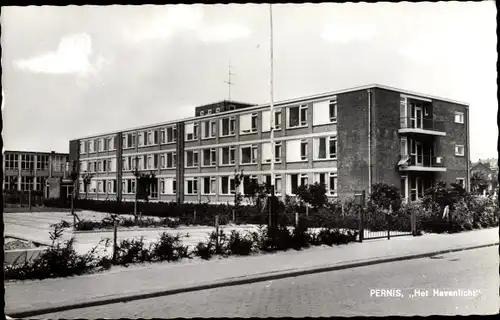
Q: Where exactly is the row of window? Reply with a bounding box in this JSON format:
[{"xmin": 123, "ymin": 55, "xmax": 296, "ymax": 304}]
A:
[
  {"xmin": 80, "ymin": 137, "xmax": 338, "ymax": 172},
  {"xmin": 4, "ymin": 154, "xmax": 66, "ymax": 171},
  {"xmin": 185, "ymin": 99, "xmax": 337, "ymax": 141},
  {"xmin": 81, "ymin": 173, "xmax": 338, "ymax": 197},
  {"xmin": 81, "ymin": 136, "xmax": 117, "ymax": 154},
  {"xmin": 80, "ymin": 99, "xmax": 338, "ymax": 150},
  {"xmin": 3, "ymin": 176, "xmax": 46, "ymax": 191}
]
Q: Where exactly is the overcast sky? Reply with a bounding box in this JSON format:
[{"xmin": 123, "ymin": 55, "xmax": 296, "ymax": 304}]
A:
[{"xmin": 2, "ymin": 2, "xmax": 497, "ymax": 161}]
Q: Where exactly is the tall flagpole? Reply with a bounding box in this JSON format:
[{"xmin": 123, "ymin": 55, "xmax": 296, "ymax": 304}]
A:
[{"xmin": 269, "ymin": 3, "xmax": 275, "ymax": 228}]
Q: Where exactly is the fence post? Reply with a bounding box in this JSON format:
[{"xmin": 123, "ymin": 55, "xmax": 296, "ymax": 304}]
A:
[
  {"xmin": 306, "ymin": 205, "xmax": 309, "ymax": 217},
  {"xmin": 215, "ymin": 215, "xmax": 219, "ymax": 252},
  {"xmin": 193, "ymin": 208, "xmax": 197, "ymax": 222},
  {"xmin": 295, "ymin": 212, "xmax": 299, "ymax": 227},
  {"xmin": 411, "ymin": 208, "xmax": 416, "ymax": 236},
  {"xmin": 232, "ymin": 209, "xmax": 235, "ymax": 222},
  {"xmin": 29, "ymin": 189, "xmax": 32, "ymax": 212},
  {"xmin": 112, "ymin": 220, "xmax": 118, "ymax": 264},
  {"xmin": 355, "ymin": 190, "xmax": 365, "ymax": 242},
  {"xmin": 387, "ymin": 204, "xmax": 392, "ymax": 240}
]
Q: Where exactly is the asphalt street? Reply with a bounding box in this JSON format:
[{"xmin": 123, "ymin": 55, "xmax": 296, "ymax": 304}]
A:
[{"xmin": 26, "ymin": 246, "xmax": 500, "ymax": 318}]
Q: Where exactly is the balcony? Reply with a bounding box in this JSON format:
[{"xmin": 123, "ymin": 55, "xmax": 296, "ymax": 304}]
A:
[
  {"xmin": 398, "ymin": 154, "xmax": 447, "ymax": 172},
  {"xmin": 399, "ymin": 117, "xmax": 446, "ymax": 136}
]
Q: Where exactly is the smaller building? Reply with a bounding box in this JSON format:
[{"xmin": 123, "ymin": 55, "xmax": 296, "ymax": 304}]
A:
[
  {"xmin": 3, "ymin": 150, "xmax": 70, "ymax": 199},
  {"xmin": 470, "ymin": 160, "xmax": 498, "ymax": 196}
]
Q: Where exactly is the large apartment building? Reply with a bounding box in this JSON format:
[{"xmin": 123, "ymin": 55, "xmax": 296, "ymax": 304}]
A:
[
  {"xmin": 2, "ymin": 150, "xmax": 70, "ymax": 198},
  {"xmin": 69, "ymin": 84, "xmax": 470, "ymax": 204}
]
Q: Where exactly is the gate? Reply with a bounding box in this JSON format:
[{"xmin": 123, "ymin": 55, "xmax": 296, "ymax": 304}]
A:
[{"xmin": 355, "ymin": 190, "xmax": 417, "ymax": 242}]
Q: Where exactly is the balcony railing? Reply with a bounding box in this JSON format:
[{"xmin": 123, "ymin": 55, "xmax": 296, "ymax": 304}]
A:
[
  {"xmin": 398, "ymin": 154, "xmax": 446, "ymax": 168},
  {"xmin": 399, "ymin": 117, "xmax": 445, "ymax": 132}
]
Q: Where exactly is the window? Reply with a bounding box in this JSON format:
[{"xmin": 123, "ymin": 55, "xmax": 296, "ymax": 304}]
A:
[
  {"xmin": 200, "ymin": 111, "xmax": 205, "ymax": 116},
  {"xmin": 455, "ymin": 145, "xmax": 465, "ymax": 156},
  {"xmin": 240, "ymin": 113, "xmax": 258, "ymax": 134},
  {"xmin": 329, "ymin": 98, "xmax": 337, "ymax": 122},
  {"xmin": 185, "ymin": 123, "xmax": 199, "ymax": 141},
  {"xmin": 202, "ymin": 177, "xmax": 217, "ymax": 194},
  {"xmin": 300, "ymin": 140, "xmax": 308, "ymax": 161},
  {"xmin": 315, "ymin": 136, "xmax": 337, "ymax": 160},
  {"xmin": 80, "ymin": 141, "xmax": 86, "ymax": 154},
  {"xmin": 202, "ymin": 148, "xmax": 217, "ymax": 166},
  {"xmin": 202, "ymin": 120, "xmax": 216, "ymax": 139},
  {"xmin": 216, "ymin": 108, "xmax": 220, "ymax": 113},
  {"xmin": 288, "ymin": 105, "xmax": 308, "ymax": 128},
  {"xmin": 164, "ymin": 126, "xmax": 177, "ymax": 143},
  {"xmin": 221, "ymin": 146, "xmax": 236, "ymax": 165},
  {"xmin": 89, "ymin": 140, "xmax": 94, "ymax": 153},
  {"xmin": 456, "ymin": 178, "xmax": 465, "ymax": 189},
  {"xmin": 454, "ymin": 112, "xmax": 464, "ymax": 124},
  {"xmin": 220, "ymin": 176, "xmax": 236, "ymax": 195},
  {"xmin": 220, "ymin": 117, "xmax": 236, "ymax": 136},
  {"xmin": 275, "ymin": 110, "xmax": 282, "ymax": 130},
  {"xmin": 21, "ymin": 154, "xmax": 35, "ymax": 171},
  {"xmin": 161, "ymin": 130, "xmax": 166, "ymax": 144},
  {"xmin": 186, "ymin": 150, "xmax": 199, "ymax": 167},
  {"xmin": 185, "ymin": 178, "xmax": 198, "ymax": 195},
  {"xmin": 125, "ymin": 133, "xmax": 135, "ymax": 148},
  {"xmin": 286, "ymin": 139, "xmax": 306, "ymax": 163},
  {"xmin": 262, "ymin": 142, "xmax": 282, "ymax": 163},
  {"xmin": 147, "ymin": 132, "xmax": 153, "ymax": 145},
  {"xmin": 288, "ymin": 174, "xmax": 308, "ymax": 195},
  {"xmin": 4, "ymin": 176, "xmax": 17, "ymax": 191},
  {"xmin": 241, "ymin": 145, "xmax": 258, "ymax": 164},
  {"xmin": 275, "ymin": 175, "xmax": 282, "ymax": 194},
  {"xmin": 312, "ymin": 100, "xmax": 333, "ymax": 125},
  {"xmin": 160, "ymin": 178, "xmax": 176, "ymax": 194},
  {"xmin": 20, "ymin": 176, "xmax": 33, "ymax": 191},
  {"xmin": 108, "ymin": 137, "xmax": 115, "ymax": 150},
  {"xmin": 98, "ymin": 181, "xmax": 103, "ymax": 193},
  {"xmin": 208, "ymin": 109, "xmax": 212, "ymax": 115},
  {"xmin": 165, "ymin": 152, "xmax": 176, "ymax": 168},
  {"xmin": 4, "ymin": 153, "xmax": 19, "ymax": 170},
  {"xmin": 229, "ymin": 105, "xmax": 235, "ymax": 110},
  {"xmin": 314, "ymin": 173, "xmax": 337, "ymax": 196},
  {"xmin": 36, "ymin": 155, "xmax": 48, "ymax": 171},
  {"xmin": 138, "ymin": 132, "xmax": 144, "ymax": 146}
]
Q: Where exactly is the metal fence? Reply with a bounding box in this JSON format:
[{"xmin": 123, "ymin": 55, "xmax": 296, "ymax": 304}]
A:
[{"xmin": 3, "ymin": 191, "xmax": 44, "ymax": 207}]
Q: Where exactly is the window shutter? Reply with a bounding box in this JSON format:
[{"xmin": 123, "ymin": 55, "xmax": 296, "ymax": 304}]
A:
[
  {"xmin": 154, "ymin": 130, "xmax": 158, "ymax": 144},
  {"xmin": 104, "ymin": 138, "xmax": 108, "ymax": 151},
  {"xmin": 143, "ymin": 155, "xmax": 147, "ymax": 169},
  {"xmin": 154, "ymin": 154, "xmax": 158, "ymax": 168}
]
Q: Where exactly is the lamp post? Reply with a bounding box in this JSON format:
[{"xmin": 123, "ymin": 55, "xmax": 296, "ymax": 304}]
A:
[
  {"xmin": 70, "ymin": 161, "xmax": 78, "ymax": 229},
  {"xmin": 134, "ymin": 156, "xmax": 139, "ymax": 222},
  {"xmin": 28, "ymin": 167, "xmax": 33, "ymax": 212},
  {"xmin": 268, "ymin": 3, "xmax": 276, "ymax": 230}
]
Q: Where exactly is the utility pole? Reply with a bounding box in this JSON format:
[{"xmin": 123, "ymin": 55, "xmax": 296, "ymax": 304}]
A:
[
  {"xmin": 224, "ymin": 62, "xmax": 235, "ymax": 101},
  {"xmin": 268, "ymin": 3, "xmax": 276, "ymax": 229},
  {"xmin": 134, "ymin": 156, "xmax": 139, "ymax": 221}
]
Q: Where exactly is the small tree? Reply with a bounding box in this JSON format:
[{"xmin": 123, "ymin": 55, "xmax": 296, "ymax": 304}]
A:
[
  {"xmin": 370, "ymin": 183, "xmax": 402, "ymax": 211},
  {"xmin": 244, "ymin": 179, "xmax": 265, "ymax": 205},
  {"xmin": 82, "ymin": 172, "xmax": 94, "ymax": 199},
  {"xmin": 296, "ymin": 183, "xmax": 328, "ymax": 209},
  {"xmin": 471, "ymin": 171, "xmax": 489, "ymax": 195},
  {"xmin": 233, "ymin": 169, "xmax": 244, "ymax": 207}
]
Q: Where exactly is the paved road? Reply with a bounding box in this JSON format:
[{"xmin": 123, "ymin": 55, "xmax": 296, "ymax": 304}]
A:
[{"xmin": 33, "ymin": 246, "xmax": 498, "ymax": 318}]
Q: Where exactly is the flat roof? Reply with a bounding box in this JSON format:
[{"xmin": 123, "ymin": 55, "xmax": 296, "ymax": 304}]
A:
[
  {"xmin": 73, "ymin": 83, "xmax": 470, "ymax": 141},
  {"xmin": 3, "ymin": 150, "xmax": 69, "ymax": 156}
]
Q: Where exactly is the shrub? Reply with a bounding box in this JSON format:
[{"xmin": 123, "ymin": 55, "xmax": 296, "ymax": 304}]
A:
[
  {"xmin": 290, "ymin": 217, "xmax": 310, "ymax": 250},
  {"xmin": 151, "ymin": 233, "xmax": 190, "ymax": 262},
  {"xmin": 226, "ymin": 230, "xmax": 255, "ymax": 256},
  {"xmin": 50, "ymin": 220, "xmax": 72, "ymax": 229},
  {"xmin": 114, "ymin": 237, "xmax": 153, "ymax": 265},
  {"xmin": 76, "ymin": 219, "xmax": 99, "ymax": 231},
  {"xmin": 192, "ymin": 241, "xmax": 215, "ymax": 260},
  {"xmin": 314, "ymin": 228, "xmax": 358, "ymax": 246},
  {"xmin": 5, "ymin": 225, "xmax": 104, "ymax": 280},
  {"xmin": 370, "ymin": 183, "xmax": 402, "ymax": 211}
]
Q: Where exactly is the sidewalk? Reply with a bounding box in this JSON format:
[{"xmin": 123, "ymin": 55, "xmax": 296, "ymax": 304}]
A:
[{"xmin": 5, "ymin": 227, "xmax": 499, "ymax": 317}]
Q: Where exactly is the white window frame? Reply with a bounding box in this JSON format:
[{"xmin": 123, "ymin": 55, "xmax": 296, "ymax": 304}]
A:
[
  {"xmin": 200, "ymin": 110, "xmax": 205, "ymax": 116},
  {"xmin": 220, "ymin": 146, "xmax": 236, "ymax": 165},
  {"xmin": 202, "ymin": 148, "xmax": 217, "ymax": 167},
  {"xmin": 314, "ymin": 136, "xmax": 337, "ymax": 160},
  {"xmin": 220, "ymin": 117, "xmax": 236, "ymax": 137},
  {"xmin": 240, "ymin": 144, "xmax": 258, "ymax": 165},
  {"xmin": 185, "ymin": 178, "xmax": 198, "ymax": 195},
  {"xmin": 202, "ymin": 176, "xmax": 217, "ymax": 195},
  {"xmin": 275, "ymin": 174, "xmax": 283, "ymax": 195},
  {"xmin": 314, "ymin": 172, "xmax": 337, "ymax": 196},
  {"xmin": 80, "ymin": 141, "xmax": 85, "ymax": 154},
  {"xmin": 185, "ymin": 123, "xmax": 198, "ymax": 141},
  {"xmin": 456, "ymin": 178, "xmax": 466, "ymax": 189},
  {"xmin": 300, "ymin": 139, "xmax": 308, "ymax": 161},
  {"xmin": 287, "ymin": 104, "xmax": 308, "ymax": 128},
  {"xmin": 207, "ymin": 109, "xmax": 212, "ymax": 115},
  {"xmin": 185, "ymin": 150, "xmax": 199, "ymax": 168},
  {"xmin": 220, "ymin": 176, "xmax": 236, "ymax": 195},
  {"xmin": 455, "ymin": 145, "xmax": 465, "ymax": 157},
  {"xmin": 329, "ymin": 98, "xmax": 337, "ymax": 123},
  {"xmin": 454, "ymin": 111, "xmax": 464, "ymax": 124},
  {"xmin": 89, "ymin": 140, "xmax": 94, "ymax": 153}
]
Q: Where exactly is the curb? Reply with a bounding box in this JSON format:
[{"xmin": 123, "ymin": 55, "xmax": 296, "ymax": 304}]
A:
[{"xmin": 7, "ymin": 242, "xmax": 498, "ymax": 318}]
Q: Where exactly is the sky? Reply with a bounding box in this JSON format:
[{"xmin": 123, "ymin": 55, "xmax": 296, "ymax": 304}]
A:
[{"xmin": 1, "ymin": 2, "xmax": 497, "ymax": 161}]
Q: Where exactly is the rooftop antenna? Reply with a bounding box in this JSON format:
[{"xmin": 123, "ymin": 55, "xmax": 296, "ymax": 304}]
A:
[{"xmin": 224, "ymin": 62, "xmax": 235, "ymax": 101}]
